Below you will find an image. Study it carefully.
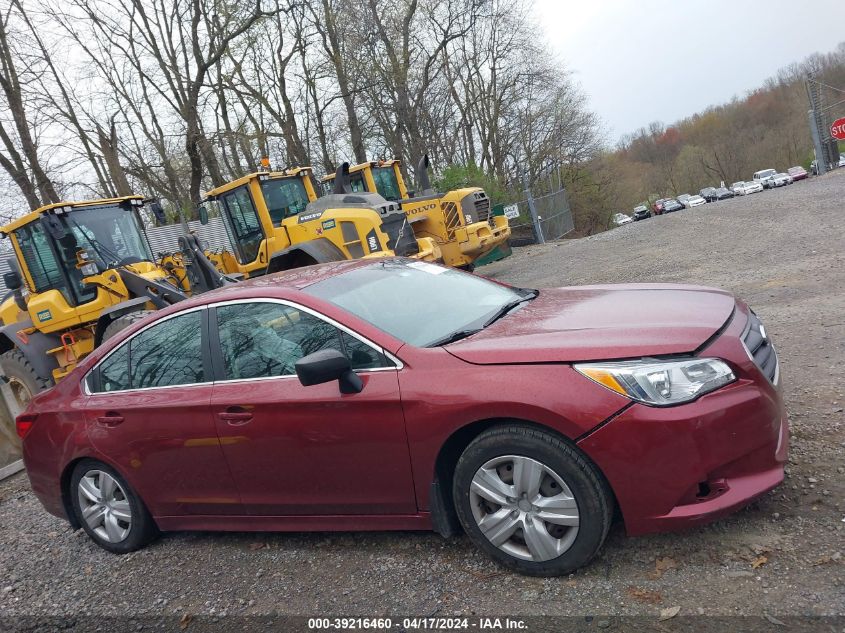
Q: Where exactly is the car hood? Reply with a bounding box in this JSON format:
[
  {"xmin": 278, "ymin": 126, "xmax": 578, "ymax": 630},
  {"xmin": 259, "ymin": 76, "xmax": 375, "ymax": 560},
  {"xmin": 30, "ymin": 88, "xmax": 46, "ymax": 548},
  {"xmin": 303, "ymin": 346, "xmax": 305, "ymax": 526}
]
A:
[{"xmin": 446, "ymin": 284, "xmax": 736, "ymax": 364}]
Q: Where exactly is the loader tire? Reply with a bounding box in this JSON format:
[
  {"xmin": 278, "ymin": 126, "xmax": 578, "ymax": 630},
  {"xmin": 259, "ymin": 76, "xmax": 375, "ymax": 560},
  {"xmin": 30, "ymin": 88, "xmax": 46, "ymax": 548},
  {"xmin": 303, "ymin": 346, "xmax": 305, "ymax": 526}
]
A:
[
  {"xmin": 0, "ymin": 348, "xmax": 52, "ymax": 412},
  {"xmin": 102, "ymin": 310, "xmax": 157, "ymax": 342}
]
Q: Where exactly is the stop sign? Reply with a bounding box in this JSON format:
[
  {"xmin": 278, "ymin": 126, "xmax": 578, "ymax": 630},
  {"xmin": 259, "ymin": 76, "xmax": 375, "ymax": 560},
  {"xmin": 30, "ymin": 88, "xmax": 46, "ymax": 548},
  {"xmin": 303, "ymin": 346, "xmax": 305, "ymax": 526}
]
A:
[{"xmin": 832, "ymin": 117, "xmax": 845, "ymax": 141}]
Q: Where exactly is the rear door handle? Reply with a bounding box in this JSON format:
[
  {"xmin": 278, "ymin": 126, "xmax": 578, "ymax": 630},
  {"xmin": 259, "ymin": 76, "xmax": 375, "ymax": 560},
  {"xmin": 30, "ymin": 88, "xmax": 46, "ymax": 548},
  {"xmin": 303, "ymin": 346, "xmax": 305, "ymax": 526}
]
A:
[
  {"xmin": 97, "ymin": 413, "xmax": 124, "ymax": 427},
  {"xmin": 218, "ymin": 408, "xmax": 253, "ymax": 426}
]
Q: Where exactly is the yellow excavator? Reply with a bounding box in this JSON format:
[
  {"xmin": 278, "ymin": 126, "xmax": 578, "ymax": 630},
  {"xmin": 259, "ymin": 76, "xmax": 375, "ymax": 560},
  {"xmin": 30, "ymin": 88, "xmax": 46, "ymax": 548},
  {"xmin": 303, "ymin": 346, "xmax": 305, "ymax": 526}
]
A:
[
  {"xmin": 199, "ymin": 163, "xmax": 440, "ymax": 279},
  {"xmin": 321, "ymin": 157, "xmax": 510, "ymax": 270},
  {"xmin": 0, "ymin": 164, "xmax": 449, "ymax": 406},
  {"xmin": 0, "ymin": 196, "xmax": 207, "ymax": 408}
]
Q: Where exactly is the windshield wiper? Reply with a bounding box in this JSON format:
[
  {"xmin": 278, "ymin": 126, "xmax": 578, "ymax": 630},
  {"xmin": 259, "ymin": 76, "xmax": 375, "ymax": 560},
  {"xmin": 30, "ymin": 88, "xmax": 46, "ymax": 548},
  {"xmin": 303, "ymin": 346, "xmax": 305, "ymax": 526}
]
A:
[
  {"xmin": 68, "ymin": 218, "xmax": 121, "ymax": 267},
  {"xmin": 426, "ymin": 290, "xmax": 538, "ymax": 347},
  {"xmin": 481, "ymin": 290, "xmax": 538, "ymax": 328},
  {"xmin": 426, "ymin": 328, "xmax": 483, "ymax": 347}
]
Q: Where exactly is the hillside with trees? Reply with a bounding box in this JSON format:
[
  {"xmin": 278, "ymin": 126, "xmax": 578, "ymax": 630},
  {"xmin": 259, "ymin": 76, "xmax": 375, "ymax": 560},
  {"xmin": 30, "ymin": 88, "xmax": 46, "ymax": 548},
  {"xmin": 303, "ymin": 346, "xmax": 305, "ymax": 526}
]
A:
[
  {"xmin": 0, "ymin": 0, "xmax": 842, "ymax": 238},
  {"xmin": 580, "ymin": 42, "xmax": 845, "ymax": 233}
]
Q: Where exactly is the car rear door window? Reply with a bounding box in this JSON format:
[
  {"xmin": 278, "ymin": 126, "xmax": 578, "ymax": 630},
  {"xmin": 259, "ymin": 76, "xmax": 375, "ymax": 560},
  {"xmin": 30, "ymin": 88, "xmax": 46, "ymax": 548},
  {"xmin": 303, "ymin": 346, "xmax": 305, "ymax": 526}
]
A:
[
  {"xmin": 89, "ymin": 311, "xmax": 205, "ymax": 393},
  {"xmin": 214, "ymin": 302, "xmax": 392, "ymax": 381},
  {"xmin": 131, "ymin": 312, "xmax": 205, "ymax": 389},
  {"xmin": 98, "ymin": 344, "xmax": 131, "ymax": 392}
]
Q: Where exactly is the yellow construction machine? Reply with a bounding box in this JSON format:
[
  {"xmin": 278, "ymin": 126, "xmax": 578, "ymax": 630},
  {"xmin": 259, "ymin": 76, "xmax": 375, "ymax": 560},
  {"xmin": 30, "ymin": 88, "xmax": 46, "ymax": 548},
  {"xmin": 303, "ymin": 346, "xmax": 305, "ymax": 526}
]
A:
[
  {"xmin": 202, "ymin": 164, "xmax": 440, "ymax": 279},
  {"xmin": 321, "ymin": 157, "xmax": 510, "ymax": 270},
  {"xmin": 0, "ymin": 196, "xmax": 209, "ymax": 408}
]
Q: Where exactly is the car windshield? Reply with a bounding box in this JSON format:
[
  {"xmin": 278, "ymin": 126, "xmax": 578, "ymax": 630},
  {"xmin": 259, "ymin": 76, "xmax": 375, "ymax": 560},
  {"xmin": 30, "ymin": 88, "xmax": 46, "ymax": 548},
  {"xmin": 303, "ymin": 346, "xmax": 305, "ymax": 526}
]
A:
[{"xmin": 305, "ymin": 260, "xmax": 535, "ymax": 347}]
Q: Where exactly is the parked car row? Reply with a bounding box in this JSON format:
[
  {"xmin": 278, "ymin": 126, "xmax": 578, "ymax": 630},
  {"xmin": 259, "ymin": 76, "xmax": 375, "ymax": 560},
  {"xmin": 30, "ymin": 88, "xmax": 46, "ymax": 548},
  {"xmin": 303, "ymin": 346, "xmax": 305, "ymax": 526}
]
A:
[{"xmin": 613, "ymin": 164, "xmax": 812, "ymax": 227}]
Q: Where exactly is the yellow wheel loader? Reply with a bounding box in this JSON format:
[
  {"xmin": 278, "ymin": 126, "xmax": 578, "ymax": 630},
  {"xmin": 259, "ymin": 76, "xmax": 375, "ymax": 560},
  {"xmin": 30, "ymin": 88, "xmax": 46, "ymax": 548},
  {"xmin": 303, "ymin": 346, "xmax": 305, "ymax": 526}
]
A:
[
  {"xmin": 321, "ymin": 157, "xmax": 510, "ymax": 270},
  {"xmin": 203, "ymin": 164, "xmax": 440, "ymax": 280},
  {"xmin": 0, "ymin": 196, "xmax": 219, "ymax": 408}
]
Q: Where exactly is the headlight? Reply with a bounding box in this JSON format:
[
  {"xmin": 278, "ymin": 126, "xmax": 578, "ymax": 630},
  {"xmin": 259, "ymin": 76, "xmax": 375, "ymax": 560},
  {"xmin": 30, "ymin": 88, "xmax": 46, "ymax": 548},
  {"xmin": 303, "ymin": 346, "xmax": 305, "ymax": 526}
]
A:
[{"xmin": 574, "ymin": 358, "xmax": 735, "ymax": 406}]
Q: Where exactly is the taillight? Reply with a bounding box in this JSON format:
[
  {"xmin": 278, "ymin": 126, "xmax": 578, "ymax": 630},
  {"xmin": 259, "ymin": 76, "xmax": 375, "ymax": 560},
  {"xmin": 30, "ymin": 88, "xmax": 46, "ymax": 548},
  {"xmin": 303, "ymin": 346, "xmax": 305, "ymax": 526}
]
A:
[{"xmin": 16, "ymin": 413, "xmax": 38, "ymax": 439}]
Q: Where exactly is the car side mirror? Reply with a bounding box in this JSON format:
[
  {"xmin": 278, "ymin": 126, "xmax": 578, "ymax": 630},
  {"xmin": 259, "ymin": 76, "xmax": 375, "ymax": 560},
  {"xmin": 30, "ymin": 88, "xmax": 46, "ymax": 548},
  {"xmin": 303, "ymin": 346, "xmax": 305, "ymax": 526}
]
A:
[
  {"xmin": 295, "ymin": 348, "xmax": 363, "ymax": 394},
  {"xmin": 3, "ymin": 269, "xmax": 22, "ymax": 291},
  {"xmin": 197, "ymin": 205, "xmax": 209, "ymax": 225}
]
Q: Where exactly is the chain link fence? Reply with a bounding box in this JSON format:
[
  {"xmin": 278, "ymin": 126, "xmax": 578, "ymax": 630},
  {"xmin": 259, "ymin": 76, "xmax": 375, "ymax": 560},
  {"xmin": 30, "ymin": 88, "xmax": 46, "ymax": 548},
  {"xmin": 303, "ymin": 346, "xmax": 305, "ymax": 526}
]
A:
[{"xmin": 505, "ymin": 187, "xmax": 574, "ymax": 247}]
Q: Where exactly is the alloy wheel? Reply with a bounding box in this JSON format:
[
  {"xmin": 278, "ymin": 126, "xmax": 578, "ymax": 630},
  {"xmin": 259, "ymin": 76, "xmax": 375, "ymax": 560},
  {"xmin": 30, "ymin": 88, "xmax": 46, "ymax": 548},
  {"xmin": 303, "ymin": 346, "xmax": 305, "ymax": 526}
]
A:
[
  {"xmin": 469, "ymin": 455, "xmax": 580, "ymax": 562},
  {"xmin": 77, "ymin": 470, "xmax": 132, "ymax": 543}
]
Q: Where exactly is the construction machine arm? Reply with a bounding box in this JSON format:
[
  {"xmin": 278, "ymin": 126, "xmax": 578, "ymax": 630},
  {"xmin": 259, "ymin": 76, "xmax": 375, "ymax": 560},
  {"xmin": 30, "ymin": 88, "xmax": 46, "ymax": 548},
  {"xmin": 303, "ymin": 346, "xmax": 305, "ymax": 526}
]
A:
[{"xmin": 177, "ymin": 232, "xmax": 238, "ymax": 294}]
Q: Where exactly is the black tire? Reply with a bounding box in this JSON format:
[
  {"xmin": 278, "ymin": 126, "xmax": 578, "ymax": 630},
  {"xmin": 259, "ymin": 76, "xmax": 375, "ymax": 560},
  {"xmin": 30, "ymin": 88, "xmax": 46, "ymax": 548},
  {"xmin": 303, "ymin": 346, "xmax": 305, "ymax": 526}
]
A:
[
  {"xmin": 102, "ymin": 310, "xmax": 156, "ymax": 342},
  {"xmin": 452, "ymin": 425, "xmax": 613, "ymax": 576},
  {"xmin": 69, "ymin": 459, "xmax": 158, "ymax": 554},
  {"xmin": 0, "ymin": 348, "xmax": 52, "ymax": 411}
]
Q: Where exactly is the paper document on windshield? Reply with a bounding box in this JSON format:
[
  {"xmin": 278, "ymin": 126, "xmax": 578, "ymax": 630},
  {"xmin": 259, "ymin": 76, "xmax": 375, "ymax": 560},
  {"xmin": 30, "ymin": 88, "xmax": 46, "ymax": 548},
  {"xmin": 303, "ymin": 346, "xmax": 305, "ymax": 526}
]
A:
[{"xmin": 406, "ymin": 261, "xmax": 448, "ymax": 275}]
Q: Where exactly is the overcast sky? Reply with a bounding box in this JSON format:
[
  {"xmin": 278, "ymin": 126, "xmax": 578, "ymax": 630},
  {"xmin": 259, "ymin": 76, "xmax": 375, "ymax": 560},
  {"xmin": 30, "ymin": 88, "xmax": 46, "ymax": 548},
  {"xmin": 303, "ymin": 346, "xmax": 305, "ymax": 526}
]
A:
[{"xmin": 534, "ymin": 0, "xmax": 845, "ymax": 142}]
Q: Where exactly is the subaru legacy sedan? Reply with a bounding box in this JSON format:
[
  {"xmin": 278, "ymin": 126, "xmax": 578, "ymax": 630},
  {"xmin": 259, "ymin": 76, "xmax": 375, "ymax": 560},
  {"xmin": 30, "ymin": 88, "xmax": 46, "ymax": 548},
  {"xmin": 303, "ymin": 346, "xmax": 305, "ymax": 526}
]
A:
[{"xmin": 18, "ymin": 259, "xmax": 787, "ymax": 576}]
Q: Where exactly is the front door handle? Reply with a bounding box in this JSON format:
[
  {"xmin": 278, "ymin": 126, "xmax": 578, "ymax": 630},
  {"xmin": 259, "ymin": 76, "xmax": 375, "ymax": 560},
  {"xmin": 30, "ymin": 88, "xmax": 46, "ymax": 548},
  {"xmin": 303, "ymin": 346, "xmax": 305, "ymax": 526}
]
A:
[
  {"xmin": 97, "ymin": 413, "xmax": 124, "ymax": 427},
  {"xmin": 218, "ymin": 407, "xmax": 253, "ymax": 426}
]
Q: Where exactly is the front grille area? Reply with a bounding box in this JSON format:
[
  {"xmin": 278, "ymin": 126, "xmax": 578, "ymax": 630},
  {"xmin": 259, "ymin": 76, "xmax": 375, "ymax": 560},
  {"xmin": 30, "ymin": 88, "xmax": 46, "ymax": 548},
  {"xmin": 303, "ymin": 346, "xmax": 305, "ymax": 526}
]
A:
[
  {"xmin": 473, "ymin": 192, "xmax": 491, "ymax": 223},
  {"xmin": 741, "ymin": 312, "xmax": 778, "ymax": 384}
]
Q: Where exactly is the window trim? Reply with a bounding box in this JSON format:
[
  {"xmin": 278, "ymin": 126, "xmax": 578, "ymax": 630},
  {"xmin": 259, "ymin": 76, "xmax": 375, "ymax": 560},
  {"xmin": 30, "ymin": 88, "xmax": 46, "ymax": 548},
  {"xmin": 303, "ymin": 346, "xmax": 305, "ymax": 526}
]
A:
[
  {"xmin": 207, "ymin": 297, "xmax": 402, "ymax": 386},
  {"xmin": 83, "ymin": 299, "xmax": 402, "ymax": 395},
  {"xmin": 83, "ymin": 306, "xmax": 213, "ymax": 396}
]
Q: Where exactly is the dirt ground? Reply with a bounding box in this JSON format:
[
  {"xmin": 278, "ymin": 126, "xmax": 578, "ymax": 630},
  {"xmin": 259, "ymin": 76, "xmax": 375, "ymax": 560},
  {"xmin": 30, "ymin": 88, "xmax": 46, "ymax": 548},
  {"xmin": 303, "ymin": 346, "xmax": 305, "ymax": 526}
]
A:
[{"xmin": 0, "ymin": 170, "xmax": 843, "ymax": 624}]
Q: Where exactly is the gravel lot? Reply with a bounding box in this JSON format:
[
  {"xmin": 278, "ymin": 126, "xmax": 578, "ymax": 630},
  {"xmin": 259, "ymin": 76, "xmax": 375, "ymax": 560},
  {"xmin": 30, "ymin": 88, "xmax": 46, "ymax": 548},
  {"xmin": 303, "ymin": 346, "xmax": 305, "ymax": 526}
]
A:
[{"xmin": 1, "ymin": 171, "xmax": 843, "ymax": 625}]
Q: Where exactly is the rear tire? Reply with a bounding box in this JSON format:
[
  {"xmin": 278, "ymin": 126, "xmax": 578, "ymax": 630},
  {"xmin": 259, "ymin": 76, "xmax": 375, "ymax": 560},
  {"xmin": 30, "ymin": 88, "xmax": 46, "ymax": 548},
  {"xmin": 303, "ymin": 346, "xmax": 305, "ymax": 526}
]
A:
[
  {"xmin": 452, "ymin": 425, "xmax": 613, "ymax": 576},
  {"xmin": 102, "ymin": 310, "xmax": 156, "ymax": 342},
  {"xmin": 70, "ymin": 459, "xmax": 158, "ymax": 554},
  {"xmin": 0, "ymin": 348, "xmax": 52, "ymax": 412}
]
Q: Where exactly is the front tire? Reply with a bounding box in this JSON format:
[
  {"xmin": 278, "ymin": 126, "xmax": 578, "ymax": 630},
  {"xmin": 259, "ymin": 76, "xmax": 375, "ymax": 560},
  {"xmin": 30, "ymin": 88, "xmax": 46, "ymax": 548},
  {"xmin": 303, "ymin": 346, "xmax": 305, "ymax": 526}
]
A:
[
  {"xmin": 0, "ymin": 348, "xmax": 52, "ymax": 412},
  {"xmin": 102, "ymin": 310, "xmax": 156, "ymax": 342},
  {"xmin": 70, "ymin": 459, "xmax": 158, "ymax": 553},
  {"xmin": 452, "ymin": 425, "xmax": 613, "ymax": 576}
]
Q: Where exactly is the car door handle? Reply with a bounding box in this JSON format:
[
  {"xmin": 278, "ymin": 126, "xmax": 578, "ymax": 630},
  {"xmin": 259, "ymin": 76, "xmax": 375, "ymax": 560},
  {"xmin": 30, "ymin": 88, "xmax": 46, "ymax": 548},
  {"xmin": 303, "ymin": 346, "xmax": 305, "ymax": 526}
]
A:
[
  {"xmin": 97, "ymin": 413, "xmax": 124, "ymax": 427},
  {"xmin": 218, "ymin": 408, "xmax": 253, "ymax": 426}
]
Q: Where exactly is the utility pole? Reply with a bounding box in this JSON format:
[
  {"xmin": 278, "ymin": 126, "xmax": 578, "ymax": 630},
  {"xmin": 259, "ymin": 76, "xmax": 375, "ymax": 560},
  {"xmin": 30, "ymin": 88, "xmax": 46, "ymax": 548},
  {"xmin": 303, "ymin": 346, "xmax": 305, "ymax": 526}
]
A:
[
  {"xmin": 808, "ymin": 109, "xmax": 827, "ymax": 175},
  {"xmin": 522, "ymin": 173, "xmax": 545, "ymax": 245}
]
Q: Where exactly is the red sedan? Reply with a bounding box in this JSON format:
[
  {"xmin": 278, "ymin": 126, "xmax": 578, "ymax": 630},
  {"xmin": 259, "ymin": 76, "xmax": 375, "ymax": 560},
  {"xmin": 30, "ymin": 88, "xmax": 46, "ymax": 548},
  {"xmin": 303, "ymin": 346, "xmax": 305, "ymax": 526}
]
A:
[{"xmin": 17, "ymin": 259, "xmax": 787, "ymax": 576}]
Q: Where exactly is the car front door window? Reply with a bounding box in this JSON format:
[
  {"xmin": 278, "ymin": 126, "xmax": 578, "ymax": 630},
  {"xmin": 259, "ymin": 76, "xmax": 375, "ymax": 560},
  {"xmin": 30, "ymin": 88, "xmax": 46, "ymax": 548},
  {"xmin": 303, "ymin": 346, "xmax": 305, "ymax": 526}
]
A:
[{"xmin": 214, "ymin": 301, "xmax": 391, "ymax": 381}]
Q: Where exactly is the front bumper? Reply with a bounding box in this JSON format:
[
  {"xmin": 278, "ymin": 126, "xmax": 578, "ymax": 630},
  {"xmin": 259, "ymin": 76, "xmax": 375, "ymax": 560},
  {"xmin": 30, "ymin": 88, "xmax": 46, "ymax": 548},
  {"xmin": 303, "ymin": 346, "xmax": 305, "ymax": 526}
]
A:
[
  {"xmin": 457, "ymin": 216, "xmax": 511, "ymax": 259},
  {"xmin": 577, "ymin": 305, "xmax": 787, "ymax": 536}
]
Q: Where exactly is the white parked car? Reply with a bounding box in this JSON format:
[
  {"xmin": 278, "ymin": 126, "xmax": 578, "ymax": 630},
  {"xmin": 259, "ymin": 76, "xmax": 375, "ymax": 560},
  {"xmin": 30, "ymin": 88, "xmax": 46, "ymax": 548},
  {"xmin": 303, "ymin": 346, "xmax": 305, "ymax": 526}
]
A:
[
  {"xmin": 770, "ymin": 173, "xmax": 791, "ymax": 187},
  {"xmin": 685, "ymin": 195, "xmax": 706, "ymax": 208},
  {"xmin": 753, "ymin": 169, "xmax": 777, "ymax": 189},
  {"xmin": 677, "ymin": 194, "xmax": 691, "ymax": 206},
  {"xmin": 612, "ymin": 212, "xmax": 633, "ymax": 226},
  {"xmin": 731, "ymin": 181, "xmax": 763, "ymax": 195},
  {"xmin": 839, "ymin": 155, "xmax": 845, "ymax": 167}
]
